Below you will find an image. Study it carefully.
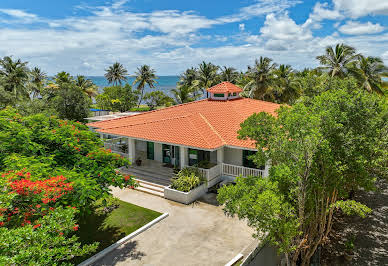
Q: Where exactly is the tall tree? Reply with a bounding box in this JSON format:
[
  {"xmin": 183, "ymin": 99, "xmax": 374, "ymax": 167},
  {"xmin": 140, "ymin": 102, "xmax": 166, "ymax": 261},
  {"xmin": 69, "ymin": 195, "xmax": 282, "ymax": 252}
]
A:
[
  {"xmin": 96, "ymin": 84, "xmax": 139, "ymax": 112},
  {"xmin": 0, "ymin": 56, "xmax": 29, "ymax": 101},
  {"xmin": 29, "ymin": 67, "xmax": 46, "ymax": 99},
  {"xmin": 220, "ymin": 66, "xmax": 239, "ymax": 83},
  {"xmin": 197, "ymin": 61, "xmax": 219, "ymax": 96},
  {"xmin": 171, "ymin": 83, "xmax": 200, "ymax": 104},
  {"xmin": 273, "ymin": 64, "xmax": 301, "ymax": 104},
  {"xmin": 133, "ymin": 65, "xmax": 157, "ymax": 107},
  {"xmin": 178, "ymin": 67, "xmax": 201, "ymax": 97},
  {"xmin": 104, "ymin": 62, "xmax": 128, "ymax": 86},
  {"xmin": 244, "ymin": 57, "xmax": 277, "ymax": 100},
  {"xmin": 75, "ymin": 75, "xmax": 98, "ymax": 98},
  {"xmin": 218, "ymin": 86, "xmax": 387, "ymax": 265},
  {"xmin": 316, "ymin": 43, "xmax": 358, "ymax": 78},
  {"xmin": 348, "ymin": 55, "xmax": 388, "ymax": 95}
]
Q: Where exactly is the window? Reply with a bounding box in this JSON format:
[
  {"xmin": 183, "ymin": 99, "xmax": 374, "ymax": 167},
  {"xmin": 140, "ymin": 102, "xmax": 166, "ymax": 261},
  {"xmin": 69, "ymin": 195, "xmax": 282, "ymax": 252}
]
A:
[
  {"xmin": 214, "ymin": 93, "xmax": 224, "ymax": 97},
  {"xmin": 233, "ymin": 92, "xmax": 237, "ymax": 96}
]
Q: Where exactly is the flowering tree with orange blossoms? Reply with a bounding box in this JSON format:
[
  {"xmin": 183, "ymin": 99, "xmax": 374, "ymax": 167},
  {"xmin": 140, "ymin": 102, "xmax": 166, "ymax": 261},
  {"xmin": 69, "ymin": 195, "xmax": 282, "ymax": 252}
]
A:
[
  {"xmin": 0, "ymin": 171, "xmax": 97, "ymax": 265},
  {"xmin": 0, "ymin": 107, "xmax": 136, "ymax": 212}
]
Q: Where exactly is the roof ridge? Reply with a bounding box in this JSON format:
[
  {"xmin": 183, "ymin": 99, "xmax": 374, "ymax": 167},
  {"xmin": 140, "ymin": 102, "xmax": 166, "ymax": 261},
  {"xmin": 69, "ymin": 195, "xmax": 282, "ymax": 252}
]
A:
[
  {"xmin": 98, "ymin": 113, "xmax": 193, "ymax": 130},
  {"xmin": 186, "ymin": 113, "xmax": 217, "ymax": 148},
  {"xmin": 198, "ymin": 113, "xmax": 226, "ymax": 145},
  {"xmin": 88, "ymin": 99, "xmax": 209, "ymax": 127}
]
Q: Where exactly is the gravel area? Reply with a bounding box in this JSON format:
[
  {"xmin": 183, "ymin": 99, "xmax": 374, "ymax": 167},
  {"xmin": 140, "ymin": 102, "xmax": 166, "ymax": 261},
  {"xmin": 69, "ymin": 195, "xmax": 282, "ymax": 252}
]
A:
[{"xmin": 321, "ymin": 179, "xmax": 388, "ymax": 265}]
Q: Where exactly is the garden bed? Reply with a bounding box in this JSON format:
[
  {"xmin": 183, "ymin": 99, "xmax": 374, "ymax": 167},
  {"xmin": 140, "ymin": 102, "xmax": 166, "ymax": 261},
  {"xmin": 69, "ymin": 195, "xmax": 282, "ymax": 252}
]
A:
[
  {"xmin": 164, "ymin": 183, "xmax": 207, "ymax": 204},
  {"xmin": 73, "ymin": 199, "xmax": 162, "ymax": 264}
]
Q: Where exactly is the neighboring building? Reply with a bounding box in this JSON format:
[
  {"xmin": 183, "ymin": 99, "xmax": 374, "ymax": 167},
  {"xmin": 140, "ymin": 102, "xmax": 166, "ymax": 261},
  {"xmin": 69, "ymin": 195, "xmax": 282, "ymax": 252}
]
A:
[
  {"xmin": 90, "ymin": 108, "xmax": 110, "ymax": 117},
  {"xmin": 87, "ymin": 82, "xmax": 280, "ymax": 186}
]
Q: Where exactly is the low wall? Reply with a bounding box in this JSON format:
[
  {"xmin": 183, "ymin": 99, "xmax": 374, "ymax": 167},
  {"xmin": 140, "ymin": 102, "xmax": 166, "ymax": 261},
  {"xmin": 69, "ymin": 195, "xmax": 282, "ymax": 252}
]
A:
[{"xmin": 164, "ymin": 183, "xmax": 207, "ymax": 204}]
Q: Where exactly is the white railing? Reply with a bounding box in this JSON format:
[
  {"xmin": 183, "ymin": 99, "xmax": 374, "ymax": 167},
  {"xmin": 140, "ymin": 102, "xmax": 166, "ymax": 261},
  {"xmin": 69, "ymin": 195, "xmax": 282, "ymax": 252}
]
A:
[{"xmin": 221, "ymin": 163, "xmax": 264, "ymax": 178}]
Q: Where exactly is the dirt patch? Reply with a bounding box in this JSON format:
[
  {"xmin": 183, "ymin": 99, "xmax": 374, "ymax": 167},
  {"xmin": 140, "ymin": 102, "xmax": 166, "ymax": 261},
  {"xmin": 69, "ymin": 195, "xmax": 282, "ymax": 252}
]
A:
[{"xmin": 321, "ymin": 179, "xmax": 388, "ymax": 265}]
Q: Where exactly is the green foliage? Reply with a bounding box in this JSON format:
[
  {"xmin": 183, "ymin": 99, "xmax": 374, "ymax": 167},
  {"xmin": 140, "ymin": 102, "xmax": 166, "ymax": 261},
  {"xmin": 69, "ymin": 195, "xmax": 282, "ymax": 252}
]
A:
[
  {"xmin": 218, "ymin": 176, "xmax": 299, "ymax": 254},
  {"xmin": 332, "ymin": 200, "xmax": 372, "ymax": 218},
  {"xmin": 133, "ymin": 64, "xmax": 157, "ymax": 107},
  {"xmin": 171, "ymin": 167, "xmax": 204, "ymax": 192},
  {"xmin": 52, "ymin": 82, "xmax": 91, "ymax": 122},
  {"xmin": 143, "ymin": 90, "xmax": 173, "ymax": 110},
  {"xmin": 0, "ymin": 207, "xmax": 98, "ymax": 266},
  {"xmin": 96, "ymin": 84, "xmax": 139, "ymax": 112},
  {"xmin": 0, "ymin": 107, "xmax": 136, "ymax": 211},
  {"xmin": 220, "ymin": 85, "xmax": 387, "ymax": 264}
]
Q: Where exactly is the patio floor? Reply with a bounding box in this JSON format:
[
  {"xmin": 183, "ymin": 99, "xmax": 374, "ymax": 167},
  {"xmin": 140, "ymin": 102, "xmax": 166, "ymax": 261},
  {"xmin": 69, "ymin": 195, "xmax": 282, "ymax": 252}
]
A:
[
  {"xmin": 93, "ymin": 187, "xmax": 255, "ymax": 266},
  {"xmin": 121, "ymin": 160, "xmax": 174, "ymax": 186}
]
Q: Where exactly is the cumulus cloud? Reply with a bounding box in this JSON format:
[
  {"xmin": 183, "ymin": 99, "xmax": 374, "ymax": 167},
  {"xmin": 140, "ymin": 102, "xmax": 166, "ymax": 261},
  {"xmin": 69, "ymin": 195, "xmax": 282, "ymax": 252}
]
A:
[
  {"xmin": 0, "ymin": 0, "xmax": 386, "ymax": 75},
  {"xmin": 333, "ymin": 0, "xmax": 388, "ymax": 18},
  {"xmin": 339, "ymin": 21, "xmax": 385, "ymax": 35}
]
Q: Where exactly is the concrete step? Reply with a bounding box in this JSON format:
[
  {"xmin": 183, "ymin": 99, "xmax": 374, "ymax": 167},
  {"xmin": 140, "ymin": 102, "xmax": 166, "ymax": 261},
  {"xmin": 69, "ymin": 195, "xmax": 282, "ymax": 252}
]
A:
[
  {"xmin": 134, "ymin": 178, "xmax": 166, "ymax": 190},
  {"xmin": 136, "ymin": 181, "xmax": 165, "ymax": 194},
  {"xmin": 134, "ymin": 186, "xmax": 164, "ymax": 197}
]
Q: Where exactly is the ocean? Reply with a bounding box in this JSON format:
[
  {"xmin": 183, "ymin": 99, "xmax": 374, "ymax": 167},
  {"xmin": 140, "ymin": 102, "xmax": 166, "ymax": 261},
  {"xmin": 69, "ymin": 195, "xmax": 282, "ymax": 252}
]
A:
[{"xmin": 87, "ymin": 76, "xmax": 180, "ymax": 96}]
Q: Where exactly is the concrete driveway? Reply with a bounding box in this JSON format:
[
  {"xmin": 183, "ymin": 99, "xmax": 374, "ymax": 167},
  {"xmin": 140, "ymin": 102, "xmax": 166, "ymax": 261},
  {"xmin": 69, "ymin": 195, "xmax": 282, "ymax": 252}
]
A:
[{"xmin": 94, "ymin": 188, "xmax": 254, "ymax": 266}]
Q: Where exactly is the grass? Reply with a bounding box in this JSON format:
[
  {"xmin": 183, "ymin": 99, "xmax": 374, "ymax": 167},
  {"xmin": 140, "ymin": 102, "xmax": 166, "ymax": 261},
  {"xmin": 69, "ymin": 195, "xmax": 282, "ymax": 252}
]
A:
[{"xmin": 73, "ymin": 199, "xmax": 162, "ymax": 264}]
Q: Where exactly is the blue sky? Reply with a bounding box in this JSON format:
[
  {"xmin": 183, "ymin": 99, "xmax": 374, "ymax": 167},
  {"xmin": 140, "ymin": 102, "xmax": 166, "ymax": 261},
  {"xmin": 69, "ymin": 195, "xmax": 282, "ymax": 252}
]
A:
[{"xmin": 0, "ymin": 0, "xmax": 387, "ymax": 75}]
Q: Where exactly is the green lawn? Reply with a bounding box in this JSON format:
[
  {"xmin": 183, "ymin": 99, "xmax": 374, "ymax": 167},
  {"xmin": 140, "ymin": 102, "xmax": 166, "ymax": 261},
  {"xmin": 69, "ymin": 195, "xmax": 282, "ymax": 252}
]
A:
[{"xmin": 73, "ymin": 199, "xmax": 162, "ymax": 264}]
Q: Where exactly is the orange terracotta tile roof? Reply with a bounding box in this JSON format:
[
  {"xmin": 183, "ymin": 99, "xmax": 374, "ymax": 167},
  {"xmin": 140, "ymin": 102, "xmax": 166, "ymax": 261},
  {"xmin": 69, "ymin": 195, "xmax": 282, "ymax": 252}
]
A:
[
  {"xmin": 206, "ymin": 81, "xmax": 243, "ymax": 93},
  {"xmin": 87, "ymin": 97, "xmax": 281, "ymax": 150}
]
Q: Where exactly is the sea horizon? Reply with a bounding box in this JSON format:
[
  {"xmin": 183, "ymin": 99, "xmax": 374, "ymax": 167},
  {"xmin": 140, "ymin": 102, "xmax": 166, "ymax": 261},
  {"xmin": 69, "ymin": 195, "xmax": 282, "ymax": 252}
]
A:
[{"xmin": 87, "ymin": 75, "xmax": 180, "ymax": 95}]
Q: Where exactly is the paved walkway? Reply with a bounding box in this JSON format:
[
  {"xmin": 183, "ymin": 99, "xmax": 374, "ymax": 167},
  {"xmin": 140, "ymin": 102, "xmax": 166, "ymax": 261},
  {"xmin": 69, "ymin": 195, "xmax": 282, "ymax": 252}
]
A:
[{"xmin": 94, "ymin": 188, "xmax": 254, "ymax": 266}]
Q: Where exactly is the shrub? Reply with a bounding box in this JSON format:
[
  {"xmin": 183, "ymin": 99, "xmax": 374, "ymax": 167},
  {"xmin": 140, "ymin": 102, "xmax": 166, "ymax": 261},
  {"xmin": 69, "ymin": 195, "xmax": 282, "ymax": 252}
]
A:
[{"xmin": 171, "ymin": 167, "xmax": 204, "ymax": 192}]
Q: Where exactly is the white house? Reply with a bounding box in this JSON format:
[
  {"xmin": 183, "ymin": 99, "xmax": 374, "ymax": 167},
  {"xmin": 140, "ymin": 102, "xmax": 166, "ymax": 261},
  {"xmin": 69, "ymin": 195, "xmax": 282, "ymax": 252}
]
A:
[{"xmin": 87, "ymin": 82, "xmax": 279, "ymax": 188}]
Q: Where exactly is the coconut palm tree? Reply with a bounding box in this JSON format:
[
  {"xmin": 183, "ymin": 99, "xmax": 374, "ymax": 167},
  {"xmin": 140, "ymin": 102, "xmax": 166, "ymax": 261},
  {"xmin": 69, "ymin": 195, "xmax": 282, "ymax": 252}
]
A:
[
  {"xmin": 75, "ymin": 75, "xmax": 98, "ymax": 98},
  {"xmin": 273, "ymin": 64, "xmax": 301, "ymax": 104},
  {"xmin": 171, "ymin": 82, "xmax": 201, "ymax": 104},
  {"xmin": 220, "ymin": 66, "xmax": 239, "ymax": 83},
  {"xmin": 178, "ymin": 67, "xmax": 201, "ymax": 97},
  {"xmin": 133, "ymin": 64, "xmax": 157, "ymax": 107},
  {"xmin": 316, "ymin": 43, "xmax": 358, "ymax": 78},
  {"xmin": 29, "ymin": 67, "xmax": 46, "ymax": 99},
  {"xmin": 198, "ymin": 61, "xmax": 219, "ymax": 96},
  {"xmin": 0, "ymin": 56, "xmax": 29, "ymax": 100},
  {"xmin": 105, "ymin": 62, "xmax": 128, "ymax": 86},
  {"xmin": 348, "ymin": 55, "xmax": 388, "ymax": 95},
  {"xmin": 244, "ymin": 57, "xmax": 277, "ymax": 100}
]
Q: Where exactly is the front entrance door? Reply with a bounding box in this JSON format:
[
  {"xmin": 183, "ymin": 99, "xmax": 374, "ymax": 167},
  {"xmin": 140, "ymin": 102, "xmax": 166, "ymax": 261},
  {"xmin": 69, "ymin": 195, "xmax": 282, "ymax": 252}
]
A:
[
  {"xmin": 147, "ymin": 142, "xmax": 154, "ymax": 160},
  {"xmin": 162, "ymin": 144, "xmax": 171, "ymax": 164}
]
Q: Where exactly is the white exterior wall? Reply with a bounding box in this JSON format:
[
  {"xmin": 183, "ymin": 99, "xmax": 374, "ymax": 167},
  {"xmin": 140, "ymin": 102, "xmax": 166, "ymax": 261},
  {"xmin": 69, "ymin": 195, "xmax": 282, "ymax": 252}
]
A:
[
  {"xmin": 210, "ymin": 92, "xmax": 228, "ymax": 100},
  {"xmin": 154, "ymin": 142, "xmax": 163, "ymax": 162},
  {"xmin": 224, "ymin": 147, "xmax": 243, "ymax": 166}
]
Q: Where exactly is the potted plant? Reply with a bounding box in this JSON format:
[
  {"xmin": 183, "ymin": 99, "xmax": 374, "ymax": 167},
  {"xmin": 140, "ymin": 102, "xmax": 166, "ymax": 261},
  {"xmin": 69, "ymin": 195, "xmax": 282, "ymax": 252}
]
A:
[{"xmin": 135, "ymin": 158, "xmax": 142, "ymax": 166}]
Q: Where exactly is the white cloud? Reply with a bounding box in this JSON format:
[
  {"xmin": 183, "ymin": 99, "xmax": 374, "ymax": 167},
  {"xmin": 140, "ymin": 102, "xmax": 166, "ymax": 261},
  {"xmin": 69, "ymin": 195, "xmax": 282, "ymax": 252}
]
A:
[
  {"xmin": 0, "ymin": 8, "xmax": 37, "ymax": 19},
  {"xmin": 0, "ymin": 1, "xmax": 387, "ymax": 75},
  {"xmin": 260, "ymin": 13, "xmax": 312, "ymax": 41},
  {"xmin": 333, "ymin": 0, "xmax": 388, "ymax": 18},
  {"xmin": 339, "ymin": 21, "xmax": 385, "ymax": 35}
]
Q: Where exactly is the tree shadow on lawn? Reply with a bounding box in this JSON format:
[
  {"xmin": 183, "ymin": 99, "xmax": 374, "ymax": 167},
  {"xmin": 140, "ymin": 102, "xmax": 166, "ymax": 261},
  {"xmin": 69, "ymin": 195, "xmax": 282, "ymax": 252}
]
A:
[
  {"xmin": 92, "ymin": 240, "xmax": 146, "ymax": 266},
  {"xmin": 72, "ymin": 209, "xmax": 127, "ymax": 264},
  {"xmin": 72, "ymin": 199, "xmax": 160, "ymax": 265}
]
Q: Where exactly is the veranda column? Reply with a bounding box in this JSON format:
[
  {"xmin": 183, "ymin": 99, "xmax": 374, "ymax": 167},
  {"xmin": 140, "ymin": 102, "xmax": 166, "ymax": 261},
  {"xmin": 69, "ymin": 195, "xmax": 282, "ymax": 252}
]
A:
[
  {"xmin": 127, "ymin": 138, "xmax": 136, "ymax": 164},
  {"xmin": 216, "ymin": 147, "xmax": 224, "ymax": 164},
  {"xmin": 180, "ymin": 146, "xmax": 187, "ymax": 169}
]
